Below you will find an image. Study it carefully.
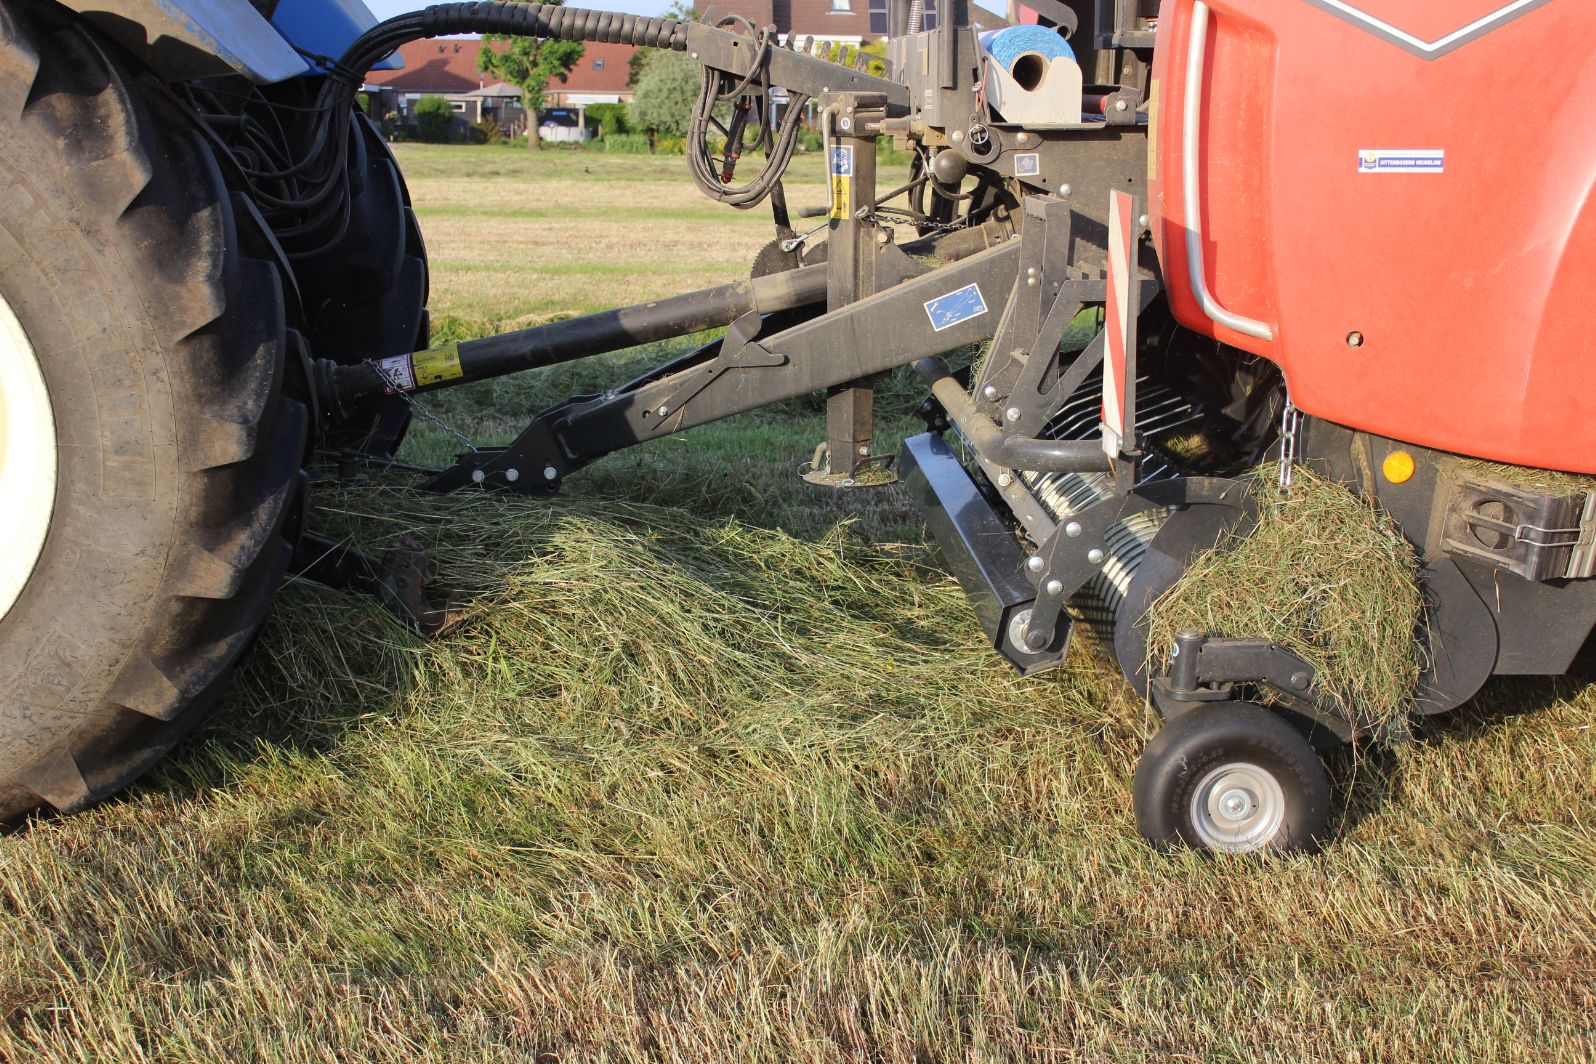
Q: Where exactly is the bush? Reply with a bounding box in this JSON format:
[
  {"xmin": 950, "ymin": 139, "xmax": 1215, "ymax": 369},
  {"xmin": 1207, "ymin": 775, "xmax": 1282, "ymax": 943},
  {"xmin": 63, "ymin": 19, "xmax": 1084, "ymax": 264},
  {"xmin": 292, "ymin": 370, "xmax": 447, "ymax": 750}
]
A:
[
  {"xmin": 586, "ymin": 102, "xmax": 631, "ymax": 137},
  {"xmin": 796, "ymin": 127, "xmax": 822, "ymax": 153},
  {"xmin": 414, "ymin": 95, "xmax": 455, "ymax": 143},
  {"xmin": 471, "ymin": 116, "xmax": 505, "ymax": 145},
  {"xmin": 653, "ymin": 135, "xmax": 686, "ymax": 155},
  {"xmin": 629, "ymin": 48, "xmax": 700, "ymax": 138},
  {"xmin": 601, "ymin": 132, "xmax": 651, "ymax": 154}
]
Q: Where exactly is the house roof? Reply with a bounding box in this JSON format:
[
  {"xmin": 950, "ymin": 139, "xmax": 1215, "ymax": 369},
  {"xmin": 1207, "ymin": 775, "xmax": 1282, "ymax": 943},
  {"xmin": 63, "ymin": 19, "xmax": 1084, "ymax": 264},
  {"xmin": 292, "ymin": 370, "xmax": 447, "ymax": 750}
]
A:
[
  {"xmin": 464, "ymin": 80, "xmax": 523, "ymax": 99},
  {"xmin": 366, "ymin": 38, "xmax": 639, "ymax": 96}
]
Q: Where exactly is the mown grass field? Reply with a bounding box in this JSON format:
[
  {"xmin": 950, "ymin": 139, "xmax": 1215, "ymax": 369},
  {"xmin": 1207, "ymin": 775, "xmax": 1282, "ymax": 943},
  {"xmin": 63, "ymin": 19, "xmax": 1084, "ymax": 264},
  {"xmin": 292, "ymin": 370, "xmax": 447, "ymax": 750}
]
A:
[{"xmin": 0, "ymin": 144, "xmax": 1591, "ymax": 1061}]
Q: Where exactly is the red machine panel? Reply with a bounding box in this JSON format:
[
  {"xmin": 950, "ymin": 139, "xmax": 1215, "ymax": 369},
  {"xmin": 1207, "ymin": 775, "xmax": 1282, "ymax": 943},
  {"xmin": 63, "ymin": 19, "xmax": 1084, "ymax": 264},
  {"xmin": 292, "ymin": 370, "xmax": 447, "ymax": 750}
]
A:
[{"xmin": 1148, "ymin": 0, "xmax": 1596, "ymax": 473}]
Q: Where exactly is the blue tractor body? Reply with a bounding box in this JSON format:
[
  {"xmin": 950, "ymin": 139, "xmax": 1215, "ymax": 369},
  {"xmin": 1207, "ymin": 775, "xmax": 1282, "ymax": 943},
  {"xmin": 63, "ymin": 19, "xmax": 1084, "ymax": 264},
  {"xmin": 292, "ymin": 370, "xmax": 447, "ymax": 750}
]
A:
[{"xmin": 56, "ymin": 0, "xmax": 400, "ymax": 82}]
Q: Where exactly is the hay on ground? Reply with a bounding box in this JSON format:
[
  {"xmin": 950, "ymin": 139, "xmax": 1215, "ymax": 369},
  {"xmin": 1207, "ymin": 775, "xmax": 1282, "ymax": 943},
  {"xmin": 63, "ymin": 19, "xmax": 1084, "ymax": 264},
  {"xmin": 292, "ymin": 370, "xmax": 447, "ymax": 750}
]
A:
[{"xmin": 1146, "ymin": 463, "xmax": 1425, "ymax": 734}]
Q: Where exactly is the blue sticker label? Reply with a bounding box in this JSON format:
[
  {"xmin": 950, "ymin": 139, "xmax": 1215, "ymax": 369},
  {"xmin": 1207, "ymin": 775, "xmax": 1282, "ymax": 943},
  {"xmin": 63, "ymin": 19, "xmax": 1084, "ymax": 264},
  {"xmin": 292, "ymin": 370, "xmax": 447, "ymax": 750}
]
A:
[
  {"xmin": 1014, "ymin": 152, "xmax": 1041, "ymax": 178},
  {"xmin": 1357, "ymin": 149, "xmax": 1444, "ymax": 174},
  {"xmin": 829, "ymin": 145, "xmax": 853, "ymax": 176},
  {"xmin": 924, "ymin": 283, "xmax": 989, "ymax": 333}
]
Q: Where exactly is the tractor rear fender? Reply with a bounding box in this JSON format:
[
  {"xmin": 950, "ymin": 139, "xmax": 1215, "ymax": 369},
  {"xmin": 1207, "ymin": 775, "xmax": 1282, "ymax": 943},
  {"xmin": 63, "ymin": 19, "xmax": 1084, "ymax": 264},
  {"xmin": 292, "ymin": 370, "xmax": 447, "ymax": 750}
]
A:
[{"xmin": 55, "ymin": 0, "xmax": 396, "ymax": 83}]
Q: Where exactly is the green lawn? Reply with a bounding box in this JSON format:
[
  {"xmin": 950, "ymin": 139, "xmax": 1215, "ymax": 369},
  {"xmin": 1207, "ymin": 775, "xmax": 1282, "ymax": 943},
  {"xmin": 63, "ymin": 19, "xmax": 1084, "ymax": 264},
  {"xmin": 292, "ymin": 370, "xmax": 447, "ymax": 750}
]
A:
[{"xmin": 0, "ymin": 146, "xmax": 1590, "ymax": 1062}]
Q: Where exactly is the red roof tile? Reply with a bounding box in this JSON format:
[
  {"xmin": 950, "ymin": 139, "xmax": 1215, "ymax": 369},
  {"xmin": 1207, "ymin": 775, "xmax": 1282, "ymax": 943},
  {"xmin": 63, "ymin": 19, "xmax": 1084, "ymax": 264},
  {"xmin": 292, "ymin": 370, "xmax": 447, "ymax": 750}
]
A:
[{"xmin": 366, "ymin": 38, "xmax": 638, "ymax": 95}]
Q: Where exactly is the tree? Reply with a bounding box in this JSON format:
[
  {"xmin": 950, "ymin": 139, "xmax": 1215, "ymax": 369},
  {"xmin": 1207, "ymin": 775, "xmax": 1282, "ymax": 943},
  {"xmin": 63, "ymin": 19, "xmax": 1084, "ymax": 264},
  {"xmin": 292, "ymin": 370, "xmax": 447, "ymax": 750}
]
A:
[
  {"xmin": 414, "ymin": 94, "xmax": 455, "ymax": 143},
  {"xmin": 477, "ymin": 3, "xmax": 584, "ymax": 150},
  {"xmin": 628, "ymin": 46, "xmax": 702, "ymax": 139},
  {"xmin": 627, "ymin": 3, "xmax": 696, "ymax": 101}
]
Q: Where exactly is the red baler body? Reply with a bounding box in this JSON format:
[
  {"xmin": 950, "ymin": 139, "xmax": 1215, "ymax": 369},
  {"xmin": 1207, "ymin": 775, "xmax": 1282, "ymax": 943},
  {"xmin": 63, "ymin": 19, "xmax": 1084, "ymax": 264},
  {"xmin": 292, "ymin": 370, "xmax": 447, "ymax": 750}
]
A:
[{"xmin": 1149, "ymin": 0, "xmax": 1596, "ymax": 473}]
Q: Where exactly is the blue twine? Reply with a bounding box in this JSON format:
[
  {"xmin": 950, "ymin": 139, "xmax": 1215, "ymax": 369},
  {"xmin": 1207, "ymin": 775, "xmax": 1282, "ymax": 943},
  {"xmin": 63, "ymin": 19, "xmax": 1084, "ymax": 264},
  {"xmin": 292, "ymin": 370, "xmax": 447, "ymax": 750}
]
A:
[{"xmin": 978, "ymin": 26, "xmax": 1075, "ymax": 72}]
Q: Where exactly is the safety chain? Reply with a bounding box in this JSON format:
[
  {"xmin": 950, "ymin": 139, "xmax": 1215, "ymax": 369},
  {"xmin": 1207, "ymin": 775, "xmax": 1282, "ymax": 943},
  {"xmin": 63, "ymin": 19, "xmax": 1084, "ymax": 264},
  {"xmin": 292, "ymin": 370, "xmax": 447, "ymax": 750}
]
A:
[
  {"xmin": 1278, "ymin": 395, "xmax": 1302, "ymax": 491},
  {"xmin": 856, "ymin": 205, "xmax": 969, "ymax": 232},
  {"xmin": 368, "ymin": 359, "xmax": 480, "ymax": 454}
]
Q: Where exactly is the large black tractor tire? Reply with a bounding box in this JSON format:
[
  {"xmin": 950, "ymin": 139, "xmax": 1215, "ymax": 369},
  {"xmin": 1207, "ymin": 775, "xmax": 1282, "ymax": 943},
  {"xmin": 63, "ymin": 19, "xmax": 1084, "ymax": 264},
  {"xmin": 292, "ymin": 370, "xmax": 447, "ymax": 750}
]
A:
[
  {"xmin": 0, "ymin": 2, "xmax": 304, "ymax": 821},
  {"xmin": 294, "ymin": 111, "xmax": 429, "ymax": 457}
]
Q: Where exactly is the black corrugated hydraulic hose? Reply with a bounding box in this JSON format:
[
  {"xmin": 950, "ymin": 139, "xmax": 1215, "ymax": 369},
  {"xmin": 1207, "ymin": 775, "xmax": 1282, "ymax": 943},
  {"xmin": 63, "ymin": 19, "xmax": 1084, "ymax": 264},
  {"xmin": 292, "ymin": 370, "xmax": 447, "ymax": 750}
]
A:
[
  {"xmin": 336, "ymin": 3, "xmax": 688, "ymax": 76},
  {"xmin": 331, "ymin": 4, "xmax": 796, "ymax": 209},
  {"xmin": 416, "ymin": 3, "xmax": 688, "ymax": 48}
]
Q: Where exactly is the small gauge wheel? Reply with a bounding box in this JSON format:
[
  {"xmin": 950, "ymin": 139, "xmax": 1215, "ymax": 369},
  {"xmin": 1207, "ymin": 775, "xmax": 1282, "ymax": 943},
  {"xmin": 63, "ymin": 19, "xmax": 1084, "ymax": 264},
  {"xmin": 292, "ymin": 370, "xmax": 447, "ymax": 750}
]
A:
[{"xmin": 1133, "ymin": 703, "xmax": 1331, "ymax": 855}]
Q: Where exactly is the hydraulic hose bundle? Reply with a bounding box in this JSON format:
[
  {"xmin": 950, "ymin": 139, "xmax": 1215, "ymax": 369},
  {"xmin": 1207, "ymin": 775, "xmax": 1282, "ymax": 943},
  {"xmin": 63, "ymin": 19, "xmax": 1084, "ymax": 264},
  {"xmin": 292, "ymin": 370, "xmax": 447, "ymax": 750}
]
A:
[
  {"xmin": 202, "ymin": 3, "xmax": 802, "ymax": 254},
  {"xmin": 685, "ymin": 16, "xmax": 809, "ymax": 209}
]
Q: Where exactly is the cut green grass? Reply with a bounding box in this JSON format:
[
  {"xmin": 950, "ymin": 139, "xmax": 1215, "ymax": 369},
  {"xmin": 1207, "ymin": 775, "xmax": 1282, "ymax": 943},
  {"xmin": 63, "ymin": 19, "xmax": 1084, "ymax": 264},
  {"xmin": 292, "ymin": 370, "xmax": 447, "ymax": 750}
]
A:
[
  {"xmin": 0, "ymin": 148, "xmax": 1590, "ymax": 1063},
  {"xmin": 1147, "ymin": 464, "xmax": 1427, "ymax": 734}
]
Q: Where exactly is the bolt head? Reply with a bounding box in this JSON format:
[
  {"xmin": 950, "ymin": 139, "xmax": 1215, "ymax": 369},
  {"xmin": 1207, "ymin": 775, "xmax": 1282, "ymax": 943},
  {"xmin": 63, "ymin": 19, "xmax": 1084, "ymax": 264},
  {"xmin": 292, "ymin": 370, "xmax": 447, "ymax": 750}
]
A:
[
  {"xmin": 982, "ymin": 385, "xmax": 999, "ymax": 400},
  {"xmin": 1060, "ymin": 183, "xmax": 1072, "ymax": 196},
  {"xmin": 1291, "ymin": 671, "xmax": 1311, "ymax": 690},
  {"xmin": 504, "ymin": 468, "xmax": 520, "ymax": 483},
  {"xmin": 470, "ymin": 469, "xmax": 486, "ymax": 484},
  {"xmin": 1115, "ymin": 99, "xmax": 1129, "ymax": 111},
  {"xmin": 1044, "ymin": 579, "xmax": 1063, "ymax": 596},
  {"xmin": 997, "ymin": 473, "xmax": 1013, "ymax": 487},
  {"xmin": 1138, "ymin": 213, "xmax": 1149, "ymax": 229},
  {"xmin": 858, "ymin": 445, "xmax": 870, "ymax": 456},
  {"xmin": 1005, "ymin": 407, "xmax": 1021, "ymax": 422},
  {"xmin": 1026, "ymin": 555, "xmax": 1045, "ymax": 572},
  {"xmin": 1347, "ymin": 331, "xmax": 1365, "ymax": 349},
  {"xmin": 951, "ymin": 130, "xmax": 965, "ymax": 143},
  {"xmin": 1087, "ymin": 548, "xmax": 1106, "ymax": 565},
  {"xmin": 657, "ymin": 405, "xmax": 670, "ymax": 417},
  {"xmin": 542, "ymin": 465, "xmax": 559, "ymax": 481}
]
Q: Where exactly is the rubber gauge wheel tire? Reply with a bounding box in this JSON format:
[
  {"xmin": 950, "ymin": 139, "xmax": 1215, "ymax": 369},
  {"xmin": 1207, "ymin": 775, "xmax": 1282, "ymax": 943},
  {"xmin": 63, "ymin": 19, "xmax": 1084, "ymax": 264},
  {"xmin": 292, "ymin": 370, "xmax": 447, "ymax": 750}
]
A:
[{"xmin": 1133, "ymin": 703, "xmax": 1331, "ymax": 855}]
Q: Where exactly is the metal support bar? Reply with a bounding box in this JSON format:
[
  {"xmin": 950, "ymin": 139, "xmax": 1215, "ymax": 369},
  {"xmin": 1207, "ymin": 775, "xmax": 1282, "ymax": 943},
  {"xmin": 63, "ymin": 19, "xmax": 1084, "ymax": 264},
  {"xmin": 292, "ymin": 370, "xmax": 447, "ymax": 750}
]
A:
[
  {"xmin": 1149, "ymin": 635, "xmax": 1356, "ymax": 743},
  {"xmin": 424, "ymin": 240, "xmax": 1024, "ymax": 492},
  {"xmin": 683, "ymin": 21, "xmax": 909, "ymax": 108},
  {"xmin": 915, "ymin": 356, "xmax": 1112, "ymax": 474},
  {"xmin": 822, "ymin": 93, "xmax": 886, "ymax": 478}
]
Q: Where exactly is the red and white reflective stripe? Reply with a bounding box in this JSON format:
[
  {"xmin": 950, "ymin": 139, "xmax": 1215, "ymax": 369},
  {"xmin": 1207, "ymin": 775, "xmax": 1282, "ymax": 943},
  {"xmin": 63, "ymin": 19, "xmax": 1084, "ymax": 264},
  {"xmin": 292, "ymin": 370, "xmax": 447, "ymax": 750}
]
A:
[{"xmin": 1102, "ymin": 189, "xmax": 1136, "ymax": 457}]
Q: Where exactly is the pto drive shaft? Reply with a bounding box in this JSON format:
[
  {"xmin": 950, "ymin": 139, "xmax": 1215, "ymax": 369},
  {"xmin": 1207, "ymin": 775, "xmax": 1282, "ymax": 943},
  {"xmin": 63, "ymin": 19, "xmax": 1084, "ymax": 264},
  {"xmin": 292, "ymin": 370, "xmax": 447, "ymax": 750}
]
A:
[{"xmin": 321, "ymin": 263, "xmax": 827, "ymax": 411}]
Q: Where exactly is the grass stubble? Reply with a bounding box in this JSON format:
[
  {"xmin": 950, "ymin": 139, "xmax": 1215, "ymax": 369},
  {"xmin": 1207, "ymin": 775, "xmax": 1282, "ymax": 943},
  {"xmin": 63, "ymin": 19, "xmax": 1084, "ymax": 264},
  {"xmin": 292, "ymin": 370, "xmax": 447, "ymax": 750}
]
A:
[{"xmin": 0, "ymin": 147, "xmax": 1589, "ymax": 1062}]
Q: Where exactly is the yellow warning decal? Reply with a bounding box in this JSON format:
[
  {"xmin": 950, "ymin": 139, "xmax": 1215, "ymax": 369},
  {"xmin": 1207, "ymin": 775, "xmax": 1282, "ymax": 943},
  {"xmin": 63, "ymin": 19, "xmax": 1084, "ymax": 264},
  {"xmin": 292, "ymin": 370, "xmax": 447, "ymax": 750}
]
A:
[
  {"xmin": 828, "ymin": 144, "xmax": 853, "ymax": 220},
  {"xmin": 412, "ymin": 343, "xmax": 463, "ymax": 388}
]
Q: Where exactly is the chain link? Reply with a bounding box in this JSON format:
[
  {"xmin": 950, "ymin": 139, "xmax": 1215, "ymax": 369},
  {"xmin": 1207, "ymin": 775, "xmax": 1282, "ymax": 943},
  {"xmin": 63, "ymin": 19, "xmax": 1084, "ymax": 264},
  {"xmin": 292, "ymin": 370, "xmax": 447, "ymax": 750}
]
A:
[
  {"xmin": 1278, "ymin": 396, "xmax": 1301, "ymax": 491},
  {"xmin": 857, "ymin": 206, "xmax": 969, "ymax": 232},
  {"xmin": 398, "ymin": 389, "xmax": 479, "ymax": 454},
  {"xmin": 369, "ymin": 359, "xmax": 480, "ymax": 454}
]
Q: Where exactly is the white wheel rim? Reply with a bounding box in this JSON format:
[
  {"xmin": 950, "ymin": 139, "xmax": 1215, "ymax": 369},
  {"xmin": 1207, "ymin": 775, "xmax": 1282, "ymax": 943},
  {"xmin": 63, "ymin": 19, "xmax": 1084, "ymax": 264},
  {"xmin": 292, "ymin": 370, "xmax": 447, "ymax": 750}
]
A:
[
  {"xmin": 0, "ymin": 290, "xmax": 55, "ymax": 623},
  {"xmin": 1189, "ymin": 761, "xmax": 1286, "ymax": 853}
]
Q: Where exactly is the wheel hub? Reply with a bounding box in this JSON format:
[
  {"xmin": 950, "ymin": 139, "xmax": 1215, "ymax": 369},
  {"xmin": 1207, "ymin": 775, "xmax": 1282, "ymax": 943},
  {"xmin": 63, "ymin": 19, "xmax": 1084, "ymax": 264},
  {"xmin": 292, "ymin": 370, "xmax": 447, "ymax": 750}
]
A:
[
  {"xmin": 1217, "ymin": 787, "xmax": 1255, "ymax": 821},
  {"xmin": 0, "ymin": 290, "xmax": 56, "ymax": 624},
  {"xmin": 1190, "ymin": 762, "xmax": 1285, "ymax": 853}
]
